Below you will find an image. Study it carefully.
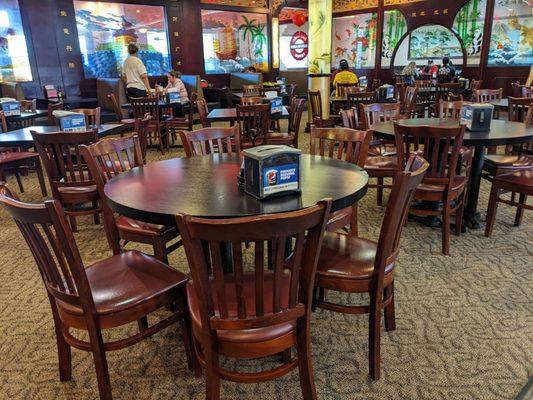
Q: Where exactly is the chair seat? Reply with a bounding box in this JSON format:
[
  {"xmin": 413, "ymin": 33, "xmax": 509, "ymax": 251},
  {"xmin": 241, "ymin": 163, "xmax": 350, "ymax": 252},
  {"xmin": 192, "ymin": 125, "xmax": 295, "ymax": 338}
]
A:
[
  {"xmin": 484, "ymin": 154, "xmax": 533, "ymax": 168},
  {"xmin": 494, "ymin": 170, "xmax": 533, "ymax": 191},
  {"xmin": 266, "ymin": 132, "xmax": 294, "ymax": 145},
  {"xmin": 57, "ymin": 250, "xmax": 188, "ymax": 328},
  {"xmin": 57, "ymin": 184, "xmax": 97, "ymax": 194},
  {"xmin": 415, "ymin": 175, "xmax": 468, "ymax": 201},
  {"xmin": 317, "ymin": 232, "xmax": 395, "ymax": 281},
  {"xmin": 364, "ymin": 156, "xmax": 398, "ymax": 171},
  {"xmin": 116, "ymin": 215, "xmax": 176, "ymax": 236},
  {"xmin": 187, "ymin": 272, "xmax": 295, "ymax": 344},
  {"xmin": 122, "ymin": 118, "xmax": 136, "ymax": 125},
  {"xmin": 0, "ymin": 151, "xmax": 39, "ymax": 164}
]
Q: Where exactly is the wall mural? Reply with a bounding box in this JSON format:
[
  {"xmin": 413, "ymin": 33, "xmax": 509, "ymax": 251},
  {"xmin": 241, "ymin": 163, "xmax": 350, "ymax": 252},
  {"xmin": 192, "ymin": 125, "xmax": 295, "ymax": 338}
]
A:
[
  {"xmin": 73, "ymin": 1, "xmax": 170, "ymax": 79},
  {"xmin": 201, "ymin": 10, "xmax": 269, "ymax": 74},
  {"xmin": 408, "ymin": 25, "xmax": 463, "ymax": 59},
  {"xmin": 488, "ymin": 0, "xmax": 532, "ymax": 66},
  {"xmin": 201, "ymin": 0, "xmax": 268, "ymax": 7},
  {"xmin": 381, "ymin": 9, "xmax": 407, "ymax": 68},
  {"xmin": 332, "ymin": 13, "xmax": 377, "ymax": 70},
  {"xmin": 0, "ymin": 0, "xmax": 32, "ymax": 82},
  {"xmin": 452, "ymin": 0, "xmax": 486, "ymax": 66}
]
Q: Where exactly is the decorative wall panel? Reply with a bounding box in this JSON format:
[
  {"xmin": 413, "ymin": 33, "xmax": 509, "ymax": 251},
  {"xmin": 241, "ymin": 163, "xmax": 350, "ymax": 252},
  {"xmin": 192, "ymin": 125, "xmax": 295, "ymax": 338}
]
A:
[
  {"xmin": 201, "ymin": 0, "xmax": 268, "ymax": 7},
  {"xmin": 332, "ymin": 12, "xmax": 377, "ymax": 69}
]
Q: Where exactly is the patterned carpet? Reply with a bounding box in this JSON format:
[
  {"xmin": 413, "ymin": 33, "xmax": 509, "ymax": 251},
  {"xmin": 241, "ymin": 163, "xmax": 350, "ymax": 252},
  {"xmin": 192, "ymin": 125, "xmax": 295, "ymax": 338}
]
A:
[{"xmin": 0, "ymin": 119, "xmax": 531, "ymax": 400}]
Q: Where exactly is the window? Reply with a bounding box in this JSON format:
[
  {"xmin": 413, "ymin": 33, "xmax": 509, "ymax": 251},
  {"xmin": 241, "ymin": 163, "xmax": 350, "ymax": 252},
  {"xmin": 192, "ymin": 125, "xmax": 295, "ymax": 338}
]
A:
[
  {"xmin": 488, "ymin": 1, "xmax": 532, "ymax": 66},
  {"xmin": 452, "ymin": 0, "xmax": 486, "ymax": 66},
  {"xmin": 332, "ymin": 13, "xmax": 377, "ymax": 70},
  {"xmin": 201, "ymin": 10, "xmax": 269, "ymax": 74},
  {"xmin": 0, "ymin": 0, "xmax": 32, "ymax": 82},
  {"xmin": 279, "ymin": 12, "xmax": 308, "ymax": 71},
  {"xmin": 73, "ymin": 1, "xmax": 171, "ymax": 78}
]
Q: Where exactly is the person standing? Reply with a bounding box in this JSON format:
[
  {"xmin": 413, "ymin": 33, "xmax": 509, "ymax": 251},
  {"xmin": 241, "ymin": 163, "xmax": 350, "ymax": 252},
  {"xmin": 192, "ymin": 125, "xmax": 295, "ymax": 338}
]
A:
[
  {"xmin": 332, "ymin": 59, "xmax": 359, "ymax": 94},
  {"xmin": 123, "ymin": 43, "xmax": 151, "ymax": 98}
]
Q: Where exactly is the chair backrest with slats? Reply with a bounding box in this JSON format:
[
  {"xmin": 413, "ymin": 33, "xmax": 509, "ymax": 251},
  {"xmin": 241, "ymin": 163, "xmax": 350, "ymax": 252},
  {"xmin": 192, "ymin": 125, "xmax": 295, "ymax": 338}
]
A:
[
  {"xmin": 287, "ymin": 83, "xmax": 297, "ymax": 104},
  {"xmin": 474, "ymin": 88, "xmax": 502, "ymax": 102},
  {"xmin": 107, "ymin": 93, "xmax": 124, "ymax": 122},
  {"xmin": 347, "ymin": 91, "xmax": 377, "ymax": 110},
  {"xmin": 196, "ymin": 98, "xmax": 211, "ymax": 128},
  {"xmin": 70, "ymin": 107, "xmax": 101, "ymax": 127},
  {"xmin": 0, "ymin": 183, "xmax": 94, "ymax": 315},
  {"xmin": 508, "ymin": 97, "xmax": 532, "ymax": 123},
  {"xmin": 394, "ymin": 121, "xmax": 465, "ymax": 192},
  {"xmin": 31, "ymin": 129, "xmax": 98, "ymax": 193},
  {"xmin": 240, "ymin": 96, "xmax": 264, "ymax": 105},
  {"xmin": 402, "ymin": 86, "xmax": 418, "ymax": 117},
  {"xmin": 242, "ymin": 84, "xmax": 261, "ymax": 97},
  {"xmin": 130, "ymin": 97, "xmax": 160, "ymax": 123},
  {"xmin": 47, "ymin": 102, "xmax": 64, "ymax": 126},
  {"xmin": 236, "ymin": 103, "xmax": 270, "ymax": 147},
  {"xmin": 310, "ymin": 127, "xmax": 371, "ymax": 168},
  {"xmin": 220, "ymin": 86, "xmax": 234, "ymax": 108},
  {"xmin": 470, "ymin": 79, "xmax": 482, "ymax": 91},
  {"xmin": 371, "ymin": 79, "xmax": 381, "ymax": 91},
  {"xmin": 176, "ymin": 199, "xmax": 331, "ymax": 339},
  {"xmin": 308, "ymin": 90, "xmax": 323, "ymax": 121},
  {"xmin": 19, "ymin": 99, "xmax": 36, "ymax": 112},
  {"xmin": 340, "ymin": 107, "xmax": 358, "ymax": 130},
  {"xmin": 438, "ymin": 99, "xmax": 464, "ymax": 119},
  {"xmin": 180, "ymin": 126, "xmax": 241, "ymax": 157},
  {"xmin": 0, "ymin": 111, "xmax": 6, "ymax": 133},
  {"xmin": 360, "ymin": 102, "xmax": 400, "ymax": 130},
  {"xmin": 415, "ymin": 80, "xmax": 433, "ymax": 89},
  {"xmin": 288, "ymin": 98, "xmax": 305, "ymax": 147},
  {"xmin": 337, "ymin": 83, "xmax": 358, "ymax": 97}
]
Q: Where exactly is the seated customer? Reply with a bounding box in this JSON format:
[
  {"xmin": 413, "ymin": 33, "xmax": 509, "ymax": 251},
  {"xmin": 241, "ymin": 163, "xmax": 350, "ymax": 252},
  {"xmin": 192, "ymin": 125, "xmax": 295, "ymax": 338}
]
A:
[
  {"xmin": 165, "ymin": 70, "xmax": 189, "ymax": 101},
  {"xmin": 437, "ymin": 57, "xmax": 456, "ymax": 83},
  {"xmin": 401, "ymin": 61, "xmax": 420, "ymax": 85},
  {"xmin": 422, "ymin": 59, "xmax": 438, "ymax": 76},
  {"xmin": 333, "ymin": 59, "xmax": 359, "ymax": 94}
]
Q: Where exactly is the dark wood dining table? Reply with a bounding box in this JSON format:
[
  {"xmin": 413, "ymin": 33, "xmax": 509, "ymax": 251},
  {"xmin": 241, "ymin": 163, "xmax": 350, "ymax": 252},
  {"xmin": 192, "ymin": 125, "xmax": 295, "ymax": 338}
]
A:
[
  {"xmin": 5, "ymin": 110, "xmax": 48, "ymax": 127},
  {"xmin": 371, "ymin": 118, "xmax": 533, "ymax": 229},
  {"xmin": 490, "ymin": 98, "xmax": 509, "ymax": 111},
  {"xmin": 207, "ymin": 107, "xmax": 290, "ymax": 123},
  {"xmin": 104, "ymin": 153, "xmax": 368, "ymax": 226},
  {"xmin": 0, "ymin": 124, "xmax": 125, "ymax": 148}
]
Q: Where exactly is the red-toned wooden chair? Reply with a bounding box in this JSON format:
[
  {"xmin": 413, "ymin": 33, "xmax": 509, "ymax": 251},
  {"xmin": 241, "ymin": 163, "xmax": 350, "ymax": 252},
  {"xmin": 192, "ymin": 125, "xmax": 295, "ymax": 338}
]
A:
[
  {"xmin": 360, "ymin": 102, "xmax": 401, "ymax": 206},
  {"xmin": 107, "ymin": 93, "xmax": 135, "ymax": 132},
  {"xmin": 401, "ymin": 86, "xmax": 419, "ymax": 118},
  {"xmin": 239, "ymin": 96, "xmax": 263, "ymax": 105},
  {"xmin": 19, "ymin": 99, "xmax": 36, "ymax": 112},
  {"xmin": 340, "ymin": 107, "xmax": 358, "ymax": 130},
  {"xmin": 32, "ymin": 129, "xmax": 100, "ymax": 232},
  {"xmin": 313, "ymin": 154, "xmax": 429, "ymax": 380},
  {"xmin": 80, "ymin": 135, "xmax": 181, "ymax": 263},
  {"xmin": 196, "ymin": 98, "xmax": 211, "ymax": 128},
  {"xmin": 308, "ymin": 90, "xmax": 336, "ymax": 128},
  {"xmin": 70, "ymin": 107, "xmax": 102, "ymax": 126},
  {"xmin": 0, "ymin": 112, "xmax": 47, "ymax": 196},
  {"xmin": 47, "ymin": 101, "xmax": 64, "ymax": 126},
  {"xmin": 394, "ymin": 122, "xmax": 467, "ymax": 255},
  {"xmin": 242, "ymin": 84, "xmax": 262, "ymax": 96},
  {"xmin": 0, "ymin": 183, "xmax": 192, "ymax": 400},
  {"xmin": 176, "ymin": 199, "xmax": 332, "ymax": 400},
  {"xmin": 179, "ymin": 126, "xmax": 241, "ymax": 157},
  {"xmin": 266, "ymin": 97, "xmax": 305, "ymax": 147},
  {"xmin": 236, "ymin": 103, "xmax": 270, "ymax": 149},
  {"xmin": 310, "ymin": 127, "xmax": 372, "ymax": 236},
  {"xmin": 130, "ymin": 96, "xmax": 166, "ymax": 154},
  {"xmin": 438, "ymin": 99, "xmax": 464, "ymax": 119},
  {"xmin": 166, "ymin": 92, "xmax": 198, "ymax": 148}
]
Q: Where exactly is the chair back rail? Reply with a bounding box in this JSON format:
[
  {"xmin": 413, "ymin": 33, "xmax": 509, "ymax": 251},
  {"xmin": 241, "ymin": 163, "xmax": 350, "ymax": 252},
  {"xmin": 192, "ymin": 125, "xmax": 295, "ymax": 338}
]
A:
[
  {"xmin": 508, "ymin": 97, "xmax": 532, "ymax": 123},
  {"xmin": 130, "ymin": 97, "xmax": 161, "ymax": 123},
  {"xmin": 196, "ymin": 98, "xmax": 211, "ymax": 128},
  {"xmin": 402, "ymin": 86, "xmax": 418, "ymax": 117},
  {"xmin": 240, "ymin": 96, "xmax": 264, "ymax": 106},
  {"xmin": 474, "ymin": 88, "xmax": 502, "ymax": 102},
  {"xmin": 360, "ymin": 102, "xmax": 400, "ymax": 130},
  {"xmin": 340, "ymin": 107, "xmax": 358, "ymax": 130},
  {"xmin": 236, "ymin": 104, "xmax": 270, "ymax": 148},
  {"xmin": 242, "ymin": 85, "xmax": 262, "ymax": 97},
  {"xmin": 308, "ymin": 90, "xmax": 323, "ymax": 121},
  {"xmin": 180, "ymin": 126, "xmax": 241, "ymax": 157},
  {"xmin": 438, "ymin": 100, "xmax": 464, "ymax": 119},
  {"xmin": 19, "ymin": 99, "xmax": 37, "ymax": 112},
  {"xmin": 70, "ymin": 107, "xmax": 101, "ymax": 127},
  {"xmin": 310, "ymin": 127, "xmax": 372, "ymax": 168}
]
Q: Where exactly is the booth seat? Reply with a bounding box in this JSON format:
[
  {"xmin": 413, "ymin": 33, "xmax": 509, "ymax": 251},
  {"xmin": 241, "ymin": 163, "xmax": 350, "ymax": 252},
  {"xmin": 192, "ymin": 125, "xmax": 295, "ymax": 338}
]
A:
[
  {"xmin": 277, "ymin": 70, "xmax": 308, "ymax": 96},
  {"xmin": 96, "ymin": 78, "xmax": 128, "ymax": 123},
  {"xmin": 230, "ymin": 72, "xmax": 263, "ymax": 90},
  {"xmin": 0, "ymin": 82, "xmax": 26, "ymax": 100}
]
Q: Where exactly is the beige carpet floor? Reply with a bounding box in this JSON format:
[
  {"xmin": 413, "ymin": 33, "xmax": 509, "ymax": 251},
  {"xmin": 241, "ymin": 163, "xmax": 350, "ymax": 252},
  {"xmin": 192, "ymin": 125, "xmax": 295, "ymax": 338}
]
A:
[{"xmin": 0, "ymin": 119, "xmax": 531, "ymax": 400}]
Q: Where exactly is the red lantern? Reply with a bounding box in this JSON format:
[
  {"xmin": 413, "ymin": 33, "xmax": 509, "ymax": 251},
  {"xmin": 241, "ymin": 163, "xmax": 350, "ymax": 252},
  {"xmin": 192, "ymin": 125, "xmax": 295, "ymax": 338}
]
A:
[{"xmin": 292, "ymin": 11, "xmax": 307, "ymax": 27}]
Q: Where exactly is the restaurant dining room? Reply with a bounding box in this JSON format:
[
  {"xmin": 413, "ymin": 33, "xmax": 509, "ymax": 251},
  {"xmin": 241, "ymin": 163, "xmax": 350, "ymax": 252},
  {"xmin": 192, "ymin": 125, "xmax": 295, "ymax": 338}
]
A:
[{"xmin": 0, "ymin": 0, "xmax": 531, "ymax": 399}]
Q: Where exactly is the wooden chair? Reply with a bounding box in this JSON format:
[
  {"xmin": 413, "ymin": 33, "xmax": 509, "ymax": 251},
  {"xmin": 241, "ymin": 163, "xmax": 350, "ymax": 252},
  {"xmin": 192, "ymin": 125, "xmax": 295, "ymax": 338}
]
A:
[
  {"xmin": 370, "ymin": 79, "xmax": 381, "ymax": 91},
  {"xmin": 347, "ymin": 91, "xmax": 377, "ymax": 116},
  {"xmin": 0, "ymin": 183, "xmax": 192, "ymax": 400},
  {"xmin": 80, "ymin": 135, "xmax": 181, "ymax": 263},
  {"xmin": 394, "ymin": 122, "xmax": 467, "ymax": 255},
  {"xmin": 70, "ymin": 107, "xmax": 101, "ymax": 127},
  {"xmin": 235, "ymin": 103, "xmax": 270, "ymax": 149},
  {"xmin": 415, "ymin": 80, "xmax": 433, "ymax": 90},
  {"xmin": 266, "ymin": 97, "xmax": 305, "ymax": 147},
  {"xmin": 179, "ymin": 126, "xmax": 241, "ymax": 157},
  {"xmin": 0, "ymin": 112, "xmax": 47, "ymax": 196},
  {"xmin": 196, "ymin": 98, "xmax": 211, "ymax": 128},
  {"xmin": 48, "ymin": 102, "xmax": 64, "ymax": 126},
  {"xmin": 133, "ymin": 115, "xmax": 152, "ymax": 163},
  {"xmin": 313, "ymin": 154, "xmax": 429, "ymax": 380},
  {"xmin": 242, "ymin": 84, "xmax": 261, "ymax": 96},
  {"xmin": 485, "ymin": 166, "xmax": 532, "ymax": 237},
  {"xmin": 286, "ymin": 83, "xmax": 297, "ymax": 104},
  {"xmin": 107, "ymin": 93, "xmax": 135, "ymax": 131},
  {"xmin": 474, "ymin": 88, "xmax": 502, "ymax": 103},
  {"xmin": 19, "ymin": 99, "xmax": 36, "ymax": 112},
  {"xmin": 31, "ymin": 129, "xmax": 100, "ymax": 232},
  {"xmin": 401, "ymin": 86, "xmax": 418, "ymax": 118},
  {"xmin": 130, "ymin": 97, "xmax": 166, "ymax": 154},
  {"xmin": 166, "ymin": 92, "xmax": 198, "ymax": 149},
  {"xmin": 446, "ymin": 93, "xmax": 464, "ymax": 102},
  {"xmin": 310, "ymin": 127, "xmax": 372, "ymax": 236},
  {"xmin": 470, "ymin": 79, "xmax": 482, "ymax": 92},
  {"xmin": 220, "ymin": 87, "xmax": 234, "ymax": 109},
  {"xmin": 340, "ymin": 107, "xmax": 358, "ymax": 130},
  {"xmin": 438, "ymin": 99, "xmax": 464, "ymax": 119},
  {"xmin": 337, "ymin": 83, "xmax": 359, "ymax": 97},
  {"xmin": 240, "ymin": 96, "xmax": 263, "ymax": 105},
  {"xmin": 176, "ymin": 198, "xmax": 332, "ymax": 400},
  {"xmin": 308, "ymin": 90, "xmax": 335, "ymax": 128}
]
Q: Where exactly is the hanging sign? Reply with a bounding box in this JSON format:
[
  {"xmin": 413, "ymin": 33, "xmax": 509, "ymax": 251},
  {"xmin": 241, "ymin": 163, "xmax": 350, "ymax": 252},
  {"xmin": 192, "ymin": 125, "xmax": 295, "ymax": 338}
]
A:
[{"xmin": 290, "ymin": 31, "xmax": 308, "ymax": 61}]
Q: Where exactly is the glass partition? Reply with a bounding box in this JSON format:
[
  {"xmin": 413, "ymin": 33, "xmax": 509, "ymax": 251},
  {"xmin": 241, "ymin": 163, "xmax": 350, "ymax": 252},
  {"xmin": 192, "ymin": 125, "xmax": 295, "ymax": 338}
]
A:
[{"xmin": 0, "ymin": 0, "xmax": 32, "ymax": 82}]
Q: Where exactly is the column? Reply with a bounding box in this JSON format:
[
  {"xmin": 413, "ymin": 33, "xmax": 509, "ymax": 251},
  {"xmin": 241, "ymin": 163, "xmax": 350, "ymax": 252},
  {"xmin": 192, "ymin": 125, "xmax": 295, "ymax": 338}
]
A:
[{"xmin": 307, "ymin": 0, "xmax": 333, "ymax": 119}]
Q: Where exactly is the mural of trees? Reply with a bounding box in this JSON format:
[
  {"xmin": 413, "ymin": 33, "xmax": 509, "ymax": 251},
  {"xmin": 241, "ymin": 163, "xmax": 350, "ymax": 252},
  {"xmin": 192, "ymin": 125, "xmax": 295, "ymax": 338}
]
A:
[
  {"xmin": 453, "ymin": 0, "xmax": 486, "ymax": 65},
  {"xmin": 381, "ymin": 10, "xmax": 407, "ymax": 67}
]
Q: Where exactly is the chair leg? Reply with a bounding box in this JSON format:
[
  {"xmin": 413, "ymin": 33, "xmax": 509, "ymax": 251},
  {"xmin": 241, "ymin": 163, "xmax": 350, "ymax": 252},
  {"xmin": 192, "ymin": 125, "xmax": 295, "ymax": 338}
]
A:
[
  {"xmin": 179, "ymin": 292, "xmax": 198, "ymax": 374},
  {"xmin": 137, "ymin": 316, "xmax": 148, "ymax": 332},
  {"xmin": 15, "ymin": 172, "xmax": 24, "ymax": 193},
  {"xmin": 514, "ymin": 194, "xmax": 526, "ymax": 227},
  {"xmin": 69, "ymin": 215, "xmax": 78, "ymax": 233},
  {"xmin": 350, "ymin": 204, "xmax": 358, "ymax": 237},
  {"xmin": 203, "ymin": 346, "xmax": 221, "ymax": 400},
  {"xmin": 484, "ymin": 185, "xmax": 500, "ymax": 237},
  {"xmin": 280, "ymin": 348, "xmax": 292, "ymax": 363},
  {"xmin": 441, "ymin": 205, "xmax": 451, "ymax": 255},
  {"xmin": 35, "ymin": 159, "xmax": 48, "ymax": 196},
  {"xmin": 190, "ymin": 337, "xmax": 203, "ymax": 377},
  {"xmin": 454, "ymin": 199, "xmax": 465, "ymax": 236},
  {"xmin": 50, "ymin": 300, "xmax": 72, "ymax": 381},
  {"xmin": 93, "ymin": 202, "xmax": 100, "ymax": 225},
  {"xmin": 89, "ymin": 330, "xmax": 113, "ymax": 400},
  {"xmin": 368, "ymin": 302, "xmax": 381, "ymax": 381},
  {"xmin": 296, "ymin": 318, "xmax": 317, "ymax": 400},
  {"xmin": 152, "ymin": 239, "xmax": 169, "ymax": 264},
  {"xmin": 376, "ymin": 178, "xmax": 384, "ymax": 206},
  {"xmin": 384, "ymin": 283, "xmax": 396, "ymax": 332}
]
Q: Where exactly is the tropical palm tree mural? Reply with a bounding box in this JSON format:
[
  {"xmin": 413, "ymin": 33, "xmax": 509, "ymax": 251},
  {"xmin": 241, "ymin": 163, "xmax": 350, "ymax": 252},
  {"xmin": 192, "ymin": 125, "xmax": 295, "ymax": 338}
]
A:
[
  {"xmin": 252, "ymin": 23, "xmax": 267, "ymax": 62},
  {"xmin": 239, "ymin": 15, "xmax": 257, "ymax": 64}
]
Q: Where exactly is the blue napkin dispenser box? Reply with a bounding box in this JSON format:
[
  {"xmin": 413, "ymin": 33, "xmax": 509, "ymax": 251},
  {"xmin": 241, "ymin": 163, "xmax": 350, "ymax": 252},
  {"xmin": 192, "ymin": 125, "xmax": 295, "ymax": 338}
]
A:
[
  {"xmin": 166, "ymin": 91, "xmax": 180, "ymax": 104},
  {"xmin": 59, "ymin": 113, "xmax": 87, "ymax": 132},
  {"xmin": 1, "ymin": 101, "xmax": 21, "ymax": 116},
  {"xmin": 270, "ymin": 96, "xmax": 283, "ymax": 114},
  {"xmin": 460, "ymin": 103, "xmax": 493, "ymax": 132},
  {"xmin": 243, "ymin": 145, "xmax": 301, "ymax": 200}
]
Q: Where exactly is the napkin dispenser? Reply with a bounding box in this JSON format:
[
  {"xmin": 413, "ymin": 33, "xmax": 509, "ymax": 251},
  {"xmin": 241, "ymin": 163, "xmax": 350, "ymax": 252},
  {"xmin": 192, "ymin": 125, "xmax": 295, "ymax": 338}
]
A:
[
  {"xmin": 243, "ymin": 145, "xmax": 301, "ymax": 200},
  {"xmin": 166, "ymin": 90, "xmax": 181, "ymax": 104},
  {"xmin": 378, "ymin": 84, "xmax": 394, "ymax": 99},
  {"xmin": 54, "ymin": 110, "xmax": 87, "ymax": 132},
  {"xmin": 1, "ymin": 98, "xmax": 20, "ymax": 116},
  {"xmin": 460, "ymin": 103, "xmax": 493, "ymax": 132},
  {"xmin": 269, "ymin": 96, "xmax": 284, "ymax": 114}
]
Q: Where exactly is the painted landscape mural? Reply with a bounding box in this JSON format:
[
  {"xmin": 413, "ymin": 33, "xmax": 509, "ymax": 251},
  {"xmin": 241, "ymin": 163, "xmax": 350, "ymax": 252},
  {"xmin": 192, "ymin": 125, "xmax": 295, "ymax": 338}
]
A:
[
  {"xmin": 408, "ymin": 25, "xmax": 463, "ymax": 60},
  {"xmin": 453, "ymin": 0, "xmax": 486, "ymax": 66},
  {"xmin": 381, "ymin": 10, "xmax": 407, "ymax": 68},
  {"xmin": 0, "ymin": 0, "xmax": 32, "ymax": 82},
  {"xmin": 73, "ymin": 1, "xmax": 170, "ymax": 79},
  {"xmin": 201, "ymin": 10, "xmax": 269, "ymax": 74},
  {"xmin": 332, "ymin": 13, "xmax": 377, "ymax": 70},
  {"xmin": 488, "ymin": 0, "xmax": 532, "ymax": 66}
]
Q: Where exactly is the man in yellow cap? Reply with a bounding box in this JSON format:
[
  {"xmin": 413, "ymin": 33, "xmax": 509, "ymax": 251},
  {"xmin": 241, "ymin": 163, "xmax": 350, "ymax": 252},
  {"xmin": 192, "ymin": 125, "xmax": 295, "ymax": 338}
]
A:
[{"xmin": 333, "ymin": 59, "xmax": 359, "ymax": 94}]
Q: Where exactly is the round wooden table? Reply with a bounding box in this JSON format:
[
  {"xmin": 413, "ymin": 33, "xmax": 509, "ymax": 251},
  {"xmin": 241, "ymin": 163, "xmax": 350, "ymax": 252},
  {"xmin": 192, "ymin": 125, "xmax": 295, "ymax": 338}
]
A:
[
  {"xmin": 105, "ymin": 153, "xmax": 369, "ymax": 226},
  {"xmin": 372, "ymin": 118, "xmax": 533, "ymax": 229}
]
